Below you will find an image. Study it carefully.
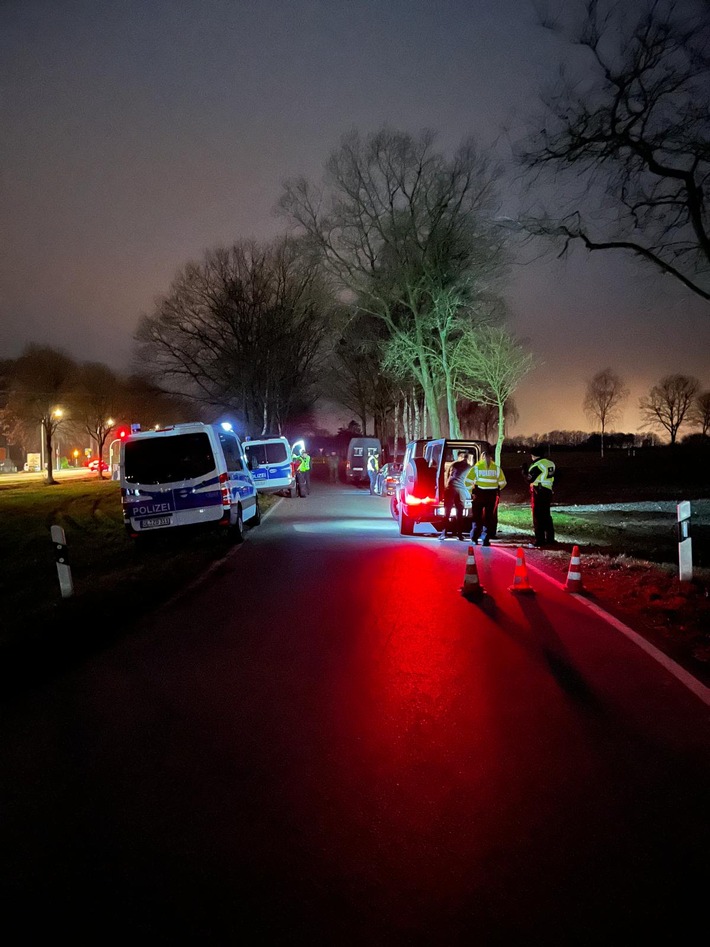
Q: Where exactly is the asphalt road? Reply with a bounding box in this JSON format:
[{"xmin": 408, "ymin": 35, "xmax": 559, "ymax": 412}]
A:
[{"xmin": 2, "ymin": 482, "xmax": 709, "ymax": 944}]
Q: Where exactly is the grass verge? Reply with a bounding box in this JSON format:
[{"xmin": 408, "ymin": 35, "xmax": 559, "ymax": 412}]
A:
[{"xmin": 1, "ymin": 478, "xmax": 276, "ymax": 692}]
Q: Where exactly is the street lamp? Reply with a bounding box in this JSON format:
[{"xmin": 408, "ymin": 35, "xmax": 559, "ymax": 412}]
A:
[{"xmin": 53, "ymin": 409, "xmax": 63, "ymax": 470}]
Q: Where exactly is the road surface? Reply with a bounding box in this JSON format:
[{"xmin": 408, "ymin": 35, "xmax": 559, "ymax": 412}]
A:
[{"xmin": 2, "ymin": 481, "xmax": 709, "ymax": 944}]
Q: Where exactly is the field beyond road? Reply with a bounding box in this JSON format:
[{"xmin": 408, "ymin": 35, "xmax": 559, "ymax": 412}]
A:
[{"xmin": 1, "ymin": 445, "xmax": 709, "ymax": 694}]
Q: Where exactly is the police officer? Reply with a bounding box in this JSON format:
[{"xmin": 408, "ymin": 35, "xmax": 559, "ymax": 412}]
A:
[
  {"xmin": 468, "ymin": 448, "xmax": 507, "ymax": 545},
  {"xmin": 327, "ymin": 451, "xmax": 339, "ymax": 483},
  {"xmin": 367, "ymin": 450, "xmax": 379, "ymax": 494},
  {"xmin": 299, "ymin": 447, "xmax": 312, "ymax": 495},
  {"xmin": 293, "ymin": 446, "xmax": 311, "ymax": 497},
  {"xmin": 523, "ymin": 446, "xmax": 556, "ymax": 547}
]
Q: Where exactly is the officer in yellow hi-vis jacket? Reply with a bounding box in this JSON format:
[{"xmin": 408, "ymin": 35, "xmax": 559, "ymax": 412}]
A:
[
  {"xmin": 523, "ymin": 446, "xmax": 556, "ymax": 547},
  {"xmin": 467, "ymin": 448, "xmax": 507, "ymax": 545}
]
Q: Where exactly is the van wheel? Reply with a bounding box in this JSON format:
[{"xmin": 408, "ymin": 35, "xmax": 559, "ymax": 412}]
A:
[
  {"xmin": 252, "ymin": 499, "xmax": 261, "ymax": 526},
  {"xmin": 289, "ymin": 484, "xmax": 297, "ymax": 498},
  {"xmin": 398, "ymin": 503, "xmax": 414, "ymax": 536},
  {"xmin": 390, "ymin": 496, "xmax": 399, "ymax": 520},
  {"xmin": 228, "ymin": 507, "xmax": 245, "ymax": 543}
]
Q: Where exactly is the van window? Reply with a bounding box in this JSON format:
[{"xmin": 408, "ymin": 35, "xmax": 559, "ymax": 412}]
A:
[
  {"xmin": 124, "ymin": 433, "xmax": 215, "ymax": 484},
  {"xmin": 219, "ymin": 432, "xmax": 244, "ymax": 470},
  {"xmin": 426, "ymin": 443, "xmax": 443, "ymax": 468},
  {"xmin": 352, "ymin": 447, "xmax": 364, "ymax": 457},
  {"xmin": 245, "ymin": 442, "xmax": 289, "ymax": 465}
]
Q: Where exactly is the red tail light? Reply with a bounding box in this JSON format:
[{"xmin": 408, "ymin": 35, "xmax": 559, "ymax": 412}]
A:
[
  {"xmin": 405, "ymin": 494, "xmax": 436, "ymax": 506},
  {"xmin": 219, "ymin": 471, "xmax": 230, "ymax": 506}
]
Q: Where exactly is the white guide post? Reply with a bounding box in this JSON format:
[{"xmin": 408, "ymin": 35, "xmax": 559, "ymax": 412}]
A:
[
  {"xmin": 51, "ymin": 524, "xmax": 74, "ymax": 598},
  {"xmin": 677, "ymin": 501, "xmax": 693, "ymax": 583}
]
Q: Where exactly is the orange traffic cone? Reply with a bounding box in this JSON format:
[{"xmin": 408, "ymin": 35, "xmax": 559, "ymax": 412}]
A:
[
  {"xmin": 509, "ymin": 547, "xmax": 535, "ymax": 594},
  {"xmin": 565, "ymin": 545, "xmax": 584, "ymax": 592},
  {"xmin": 461, "ymin": 545, "xmax": 484, "ymax": 601}
]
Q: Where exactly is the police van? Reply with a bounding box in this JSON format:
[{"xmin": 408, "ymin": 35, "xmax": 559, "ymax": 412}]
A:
[
  {"xmin": 120, "ymin": 422, "xmax": 260, "ymax": 542},
  {"xmin": 243, "ymin": 435, "xmax": 296, "ymax": 498},
  {"xmin": 346, "ymin": 437, "xmax": 381, "ymax": 485}
]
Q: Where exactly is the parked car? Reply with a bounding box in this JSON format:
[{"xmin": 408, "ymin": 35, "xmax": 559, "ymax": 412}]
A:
[
  {"xmin": 395, "ymin": 437, "xmax": 490, "ymax": 536},
  {"xmin": 86, "ymin": 459, "xmax": 109, "ymax": 472},
  {"xmin": 374, "ymin": 461, "xmax": 403, "ymax": 497}
]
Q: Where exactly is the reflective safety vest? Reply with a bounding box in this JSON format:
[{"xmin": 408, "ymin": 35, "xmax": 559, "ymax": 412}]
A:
[
  {"xmin": 367, "ymin": 454, "xmax": 379, "ymax": 473},
  {"xmin": 298, "ymin": 452, "xmax": 311, "ymax": 472},
  {"xmin": 529, "ymin": 457, "xmax": 555, "ymax": 490},
  {"xmin": 467, "ymin": 457, "xmax": 507, "ymax": 491}
]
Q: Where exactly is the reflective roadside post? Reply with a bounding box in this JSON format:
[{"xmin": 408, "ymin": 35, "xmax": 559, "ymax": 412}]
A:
[
  {"xmin": 677, "ymin": 501, "xmax": 692, "ymax": 582},
  {"xmin": 51, "ymin": 524, "xmax": 74, "ymax": 598}
]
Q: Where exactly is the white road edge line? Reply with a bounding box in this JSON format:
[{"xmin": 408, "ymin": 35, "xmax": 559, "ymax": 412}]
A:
[{"xmin": 499, "ymin": 548, "xmax": 710, "ymax": 707}]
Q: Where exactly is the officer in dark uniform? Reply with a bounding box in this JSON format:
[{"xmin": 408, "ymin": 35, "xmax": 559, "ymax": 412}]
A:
[{"xmin": 523, "ymin": 446, "xmax": 556, "ymax": 547}]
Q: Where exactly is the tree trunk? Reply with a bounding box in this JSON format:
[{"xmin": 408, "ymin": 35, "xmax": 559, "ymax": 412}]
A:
[
  {"xmin": 393, "ymin": 400, "xmax": 401, "ymax": 460},
  {"xmin": 494, "ymin": 400, "xmax": 505, "ymax": 466},
  {"xmin": 44, "ymin": 426, "xmax": 56, "ymax": 485}
]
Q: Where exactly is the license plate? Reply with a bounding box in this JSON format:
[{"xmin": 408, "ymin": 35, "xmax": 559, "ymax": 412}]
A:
[{"xmin": 140, "ymin": 516, "xmax": 172, "ymax": 529}]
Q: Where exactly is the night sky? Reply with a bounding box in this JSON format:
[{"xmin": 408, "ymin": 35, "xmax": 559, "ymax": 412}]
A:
[{"xmin": 2, "ymin": 0, "xmax": 708, "ymax": 436}]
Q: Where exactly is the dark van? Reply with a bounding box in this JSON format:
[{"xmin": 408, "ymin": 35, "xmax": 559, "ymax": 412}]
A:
[{"xmin": 346, "ymin": 437, "xmax": 381, "ymax": 485}]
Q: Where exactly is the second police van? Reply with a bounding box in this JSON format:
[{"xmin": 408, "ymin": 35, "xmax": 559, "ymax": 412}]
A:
[
  {"xmin": 120, "ymin": 421, "xmax": 260, "ymax": 542},
  {"xmin": 243, "ymin": 435, "xmax": 297, "ymax": 498}
]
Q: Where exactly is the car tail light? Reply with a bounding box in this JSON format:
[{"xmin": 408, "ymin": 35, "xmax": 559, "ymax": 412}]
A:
[
  {"xmin": 405, "ymin": 493, "xmax": 436, "ymax": 506},
  {"xmin": 219, "ymin": 471, "xmax": 230, "ymax": 506}
]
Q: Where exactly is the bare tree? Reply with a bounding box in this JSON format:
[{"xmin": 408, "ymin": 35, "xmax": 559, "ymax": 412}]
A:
[
  {"xmin": 67, "ymin": 363, "xmax": 125, "ymax": 477},
  {"xmin": 639, "ymin": 373, "xmax": 700, "ymax": 444},
  {"xmin": 135, "ymin": 238, "xmax": 336, "ymax": 434},
  {"xmin": 453, "ymin": 326, "xmax": 535, "ymax": 464},
  {"xmin": 326, "ymin": 313, "xmax": 398, "ymax": 439},
  {"xmin": 517, "ymin": 0, "xmax": 710, "ymax": 303},
  {"xmin": 583, "ymin": 368, "xmax": 629, "ymax": 457},
  {"xmin": 280, "ymin": 128, "xmax": 509, "ymax": 436},
  {"xmin": 689, "ymin": 390, "xmax": 710, "ymax": 436},
  {"xmin": 458, "ymin": 399, "xmax": 518, "ymax": 441},
  {"xmin": 116, "ymin": 373, "xmax": 197, "ymax": 431},
  {"xmin": 4, "ymin": 345, "xmax": 77, "ymax": 484}
]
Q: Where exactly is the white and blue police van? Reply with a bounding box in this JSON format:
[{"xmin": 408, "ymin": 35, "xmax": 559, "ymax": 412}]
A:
[
  {"xmin": 243, "ymin": 435, "xmax": 296, "ymax": 498},
  {"xmin": 120, "ymin": 422, "xmax": 260, "ymax": 542}
]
